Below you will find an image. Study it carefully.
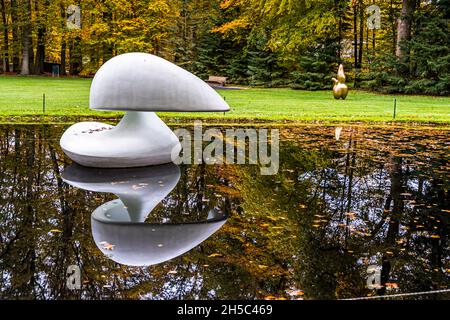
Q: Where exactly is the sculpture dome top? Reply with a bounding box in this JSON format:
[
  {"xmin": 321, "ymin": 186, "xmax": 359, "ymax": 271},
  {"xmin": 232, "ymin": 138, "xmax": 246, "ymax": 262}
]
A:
[{"xmin": 89, "ymin": 52, "xmax": 230, "ymax": 112}]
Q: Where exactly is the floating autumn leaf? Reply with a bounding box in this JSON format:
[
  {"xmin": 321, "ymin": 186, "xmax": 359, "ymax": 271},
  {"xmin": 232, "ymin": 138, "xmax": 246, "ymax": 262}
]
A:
[
  {"xmin": 208, "ymin": 253, "xmax": 222, "ymax": 258},
  {"xmin": 344, "ymin": 212, "xmax": 356, "ymax": 219},
  {"xmin": 167, "ymin": 270, "xmax": 178, "ymax": 275},
  {"xmin": 286, "ymin": 290, "xmax": 304, "ymax": 296},
  {"xmin": 385, "ymin": 282, "xmax": 399, "ymax": 289}
]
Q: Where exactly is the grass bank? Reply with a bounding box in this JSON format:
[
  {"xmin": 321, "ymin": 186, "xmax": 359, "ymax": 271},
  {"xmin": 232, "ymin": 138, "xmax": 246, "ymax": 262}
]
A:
[{"xmin": 0, "ymin": 75, "xmax": 449, "ymax": 124}]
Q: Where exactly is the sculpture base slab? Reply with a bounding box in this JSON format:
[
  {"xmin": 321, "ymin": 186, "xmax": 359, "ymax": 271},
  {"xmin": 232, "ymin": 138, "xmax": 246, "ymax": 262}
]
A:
[{"xmin": 60, "ymin": 111, "xmax": 181, "ymax": 168}]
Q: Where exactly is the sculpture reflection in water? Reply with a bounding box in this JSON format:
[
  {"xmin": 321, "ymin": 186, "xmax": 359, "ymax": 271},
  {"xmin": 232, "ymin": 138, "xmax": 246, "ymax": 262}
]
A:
[{"xmin": 61, "ymin": 164, "xmax": 227, "ymax": 267}]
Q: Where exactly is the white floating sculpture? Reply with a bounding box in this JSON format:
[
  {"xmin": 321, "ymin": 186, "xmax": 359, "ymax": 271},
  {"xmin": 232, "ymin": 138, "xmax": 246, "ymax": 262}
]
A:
[
  {"xmin": 60, "ymin": 52, "xmax": 230, "ymax": 168},
  {"xmin": 62, "ymin": 164, "xmax": 228, "ymax": 266}
]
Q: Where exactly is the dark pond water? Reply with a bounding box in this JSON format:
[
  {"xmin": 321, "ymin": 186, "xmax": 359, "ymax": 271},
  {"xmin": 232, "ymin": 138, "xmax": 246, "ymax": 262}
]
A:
[{"xmin": 0, "ymin": 124, "xmax": 449, "ymax": 300}]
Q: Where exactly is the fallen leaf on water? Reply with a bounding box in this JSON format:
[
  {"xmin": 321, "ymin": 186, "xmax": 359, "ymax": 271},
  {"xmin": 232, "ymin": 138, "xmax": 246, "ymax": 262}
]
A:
[
  {"xmin": 286, "ymin": 290, "xmax": 304, "ymax": 296},
  {"xmin": 385, "ymin": 282, "xmax": 399, "ymax": 289},
  {"xmin": 208, "ymin": 253, "xmax": 222, "ymax": 258},
  {"xmin": 345, "ymin": 212, "xmax": 356, "ymax": 219}
]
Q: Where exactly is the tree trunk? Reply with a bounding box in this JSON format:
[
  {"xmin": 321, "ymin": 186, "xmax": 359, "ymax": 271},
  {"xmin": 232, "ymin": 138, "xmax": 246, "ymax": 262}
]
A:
[
  {"xmin": 34, "ymin": 0, "xmax": 49, "ymax": 74},
  {"xmin": 20, "ymin": 0, "xmax": 32, "ymax": 75},
  {"xmin": 60, "ymin": 3, "xmax": 67, "ymax": 75},
  {"xmin": 10, "ymin": 0, "xmax": 19, "ymax": 72},
  {"xmin": 60, "ymin": 40, "xmax": 67, "ymax": 75},
  {"xmin": 396, "ymin": 0, "xmax": 416, "ymax": 60},
  {"xmin": 0, "ymin": 0, "xmax": 10, "ymax": 72},
  {"xmin": 35, "ymin": 27, "xmax": 45, "ymax": 74},
  {"xmin": 69, "ymin": 36, "xmax": 82, "ymax": 75},
  {"xmin": 102, "ymin": 10, "xmax": 114, "ymax": 63},
  {"xmin": 358, "ymin": 0, "xmax": 364, "ymax": 68},
  {"xmin": 353, "ymin": 3, "xmax": 358, "ymax": 69}
]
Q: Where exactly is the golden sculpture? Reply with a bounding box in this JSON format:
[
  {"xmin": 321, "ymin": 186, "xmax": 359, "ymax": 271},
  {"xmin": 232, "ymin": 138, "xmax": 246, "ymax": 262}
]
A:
[{"xmin": 332, "ymin": 64, "xmax": 348, "ymax": 100}]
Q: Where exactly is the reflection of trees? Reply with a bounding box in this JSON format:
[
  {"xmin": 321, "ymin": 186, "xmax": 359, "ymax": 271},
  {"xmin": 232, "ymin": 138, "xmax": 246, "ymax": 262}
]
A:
[
  {"xmin": 233, "ymin": 127, "xmax": 450, "ymax": 299},
  {"xmin": 0, "ymin": 125, "xmax": 448, "ymax": 299}
]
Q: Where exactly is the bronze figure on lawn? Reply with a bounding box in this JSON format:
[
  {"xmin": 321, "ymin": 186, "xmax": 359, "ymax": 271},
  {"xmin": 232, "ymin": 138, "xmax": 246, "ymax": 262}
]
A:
[{"xmin": 332, "ymin": 64, "xmax": 348, "ymax": 100}]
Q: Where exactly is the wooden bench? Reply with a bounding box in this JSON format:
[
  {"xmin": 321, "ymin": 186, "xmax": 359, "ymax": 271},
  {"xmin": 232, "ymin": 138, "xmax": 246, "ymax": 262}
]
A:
[{"xmin": 206, "ymin": 76, "xmax": 227, "ymax": 86}]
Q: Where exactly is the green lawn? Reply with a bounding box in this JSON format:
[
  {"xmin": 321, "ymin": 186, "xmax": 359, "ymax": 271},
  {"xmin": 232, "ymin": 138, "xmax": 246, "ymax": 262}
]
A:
[{"xmin": 0, "ymin": 75, "xmax": 449, "ymax": 123}]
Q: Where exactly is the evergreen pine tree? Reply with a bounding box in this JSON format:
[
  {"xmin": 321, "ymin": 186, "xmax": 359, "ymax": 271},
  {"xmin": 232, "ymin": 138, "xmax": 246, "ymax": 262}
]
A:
[
  {"xmin": 246, "ymin": 32, "xmax": 283, "ymax": 87},
  {"xmin": 406, "ymin": 11, "xmax": 450, "ymax": 95},
  {"xmin": 290, "ymin": 39, "xmax": 339, "ymax": 91}
]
